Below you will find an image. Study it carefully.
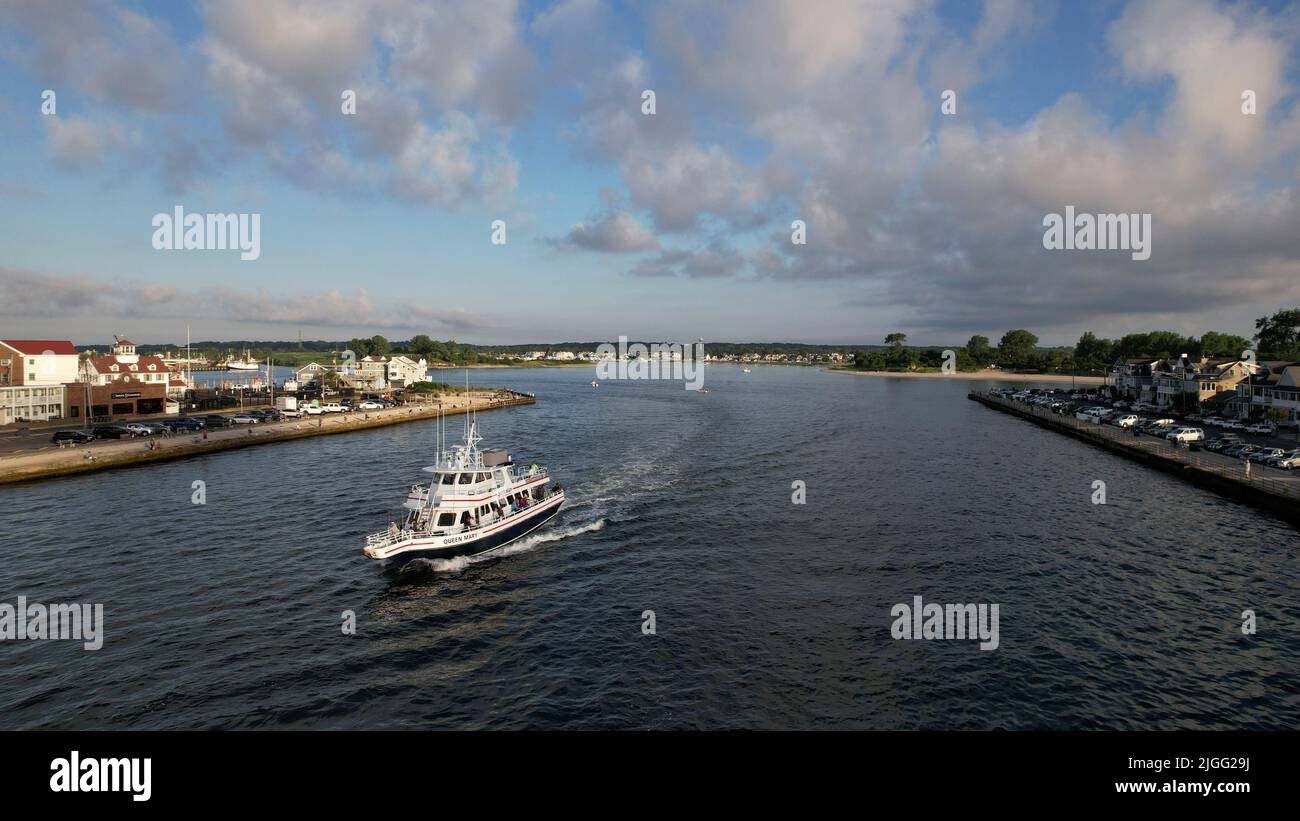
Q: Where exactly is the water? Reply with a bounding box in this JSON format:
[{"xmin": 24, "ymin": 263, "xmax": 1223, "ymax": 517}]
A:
[{"xmin": 1, "ymin": 366, "xmax": 1297, "ymax": 729}]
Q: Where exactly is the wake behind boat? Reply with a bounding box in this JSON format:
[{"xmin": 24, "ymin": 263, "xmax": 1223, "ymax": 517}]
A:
[{"xmin": 363, "ymin": 418, "xmax": 564, "ymax": 562}]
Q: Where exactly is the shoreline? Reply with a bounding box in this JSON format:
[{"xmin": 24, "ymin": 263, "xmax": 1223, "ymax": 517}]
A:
[
  {"xmin": 825, "ymin": 368, "xmax": 1105, "ymax": 384},
  {"xmin": 0, "ymin": 391, "xmax": 534, "ymax": 486}
]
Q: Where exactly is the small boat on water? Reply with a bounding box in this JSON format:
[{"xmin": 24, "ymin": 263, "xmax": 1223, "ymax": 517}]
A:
[
  {"xmin": 225, "ymin": 350, "xmax": 259, "ymax": 371},
  {"xmin": 591, "ymin": 380, "xmax": 599, "ymax": 388},
  {"xmin": 742, "ymin": 367, "xmax": 751, "ymax": 373},
  {"xmin": 363, "ymin": 419, "xmax": 565, "ymax": 562}
]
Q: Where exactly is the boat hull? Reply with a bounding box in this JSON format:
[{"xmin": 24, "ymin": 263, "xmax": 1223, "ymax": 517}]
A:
[{"xmin": 367, "ymin": 494, "xmax": 564, "ymax": 563}]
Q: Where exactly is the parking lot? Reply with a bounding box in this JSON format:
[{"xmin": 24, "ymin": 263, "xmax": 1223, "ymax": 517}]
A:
[{"xmin": 993, "ymin": 388, "xmax": 1300, "ymax": 473}]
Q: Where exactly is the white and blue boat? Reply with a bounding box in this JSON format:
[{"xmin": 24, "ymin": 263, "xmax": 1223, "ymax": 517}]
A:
[{"xmin": 363, "ymin": 419, "xmax": 564, "ymax": 562}]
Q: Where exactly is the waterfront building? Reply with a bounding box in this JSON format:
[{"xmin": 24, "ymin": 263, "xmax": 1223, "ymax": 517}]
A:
[
  {"xmin": 384, "ymin": 355, "xmax": 428, "ymax": 388},
  {"xmin": 1153, "ymin": 355, "xmax": 1252, "ymax": 410},
  {"xmin": 65, "ymin": 338, "xmax": 170, "ymax": 420},
  {"xmin": 1232, "ymin": 361, "xmax": 1300, "ymax": 421},
  {"xmin": 0, "ymin": 339, "xmax": 78, "ymax": 424},
  {"xmin": 1111, "ymin": 358, "xmax": 1160, "ymax": 402}
]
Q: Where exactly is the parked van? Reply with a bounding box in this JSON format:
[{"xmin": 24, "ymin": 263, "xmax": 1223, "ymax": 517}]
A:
[{"xmin": 1166, "ymin": 427, "xmax": 1204, "ymax": 442}]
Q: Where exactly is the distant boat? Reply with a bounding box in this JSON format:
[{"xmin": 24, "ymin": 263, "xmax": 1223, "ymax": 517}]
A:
[
  {"xmin": 742, "ymin": 367, "xmax": 751, "ymax": 373},
  {"xmin": 591, "ymin": 380, "xmax": 599, "ymax": 388},
  {"xmin": 225, "ymin": 350, "xmax": 259, "ymax": 371}
]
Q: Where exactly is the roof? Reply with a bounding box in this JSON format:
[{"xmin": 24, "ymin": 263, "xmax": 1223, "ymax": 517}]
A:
[
  {"xmin": 89, "ymin": 354, "xmax": 169, "ymax": 374},
  {"xmin": 114, "ymin": 339, "xmax": 135, "ymax": 346},
  {"xmin": 1, "ymin": 339, "xmax": 79, "ymax": 356}
]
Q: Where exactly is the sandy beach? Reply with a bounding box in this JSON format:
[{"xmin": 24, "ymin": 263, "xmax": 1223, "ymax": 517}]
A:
[{"xmin": 826, "ymin": 368, "xmax": 1105, "ymax": 384}]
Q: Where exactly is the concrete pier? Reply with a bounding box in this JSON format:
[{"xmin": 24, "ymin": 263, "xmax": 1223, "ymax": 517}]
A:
[
  {"xmin": 969, "ymin": 391, "xmax": 1300, "ymax": 522},
  {"xmin": 0, "ymin": 391, "xmax": 535, "ymax": 486}
]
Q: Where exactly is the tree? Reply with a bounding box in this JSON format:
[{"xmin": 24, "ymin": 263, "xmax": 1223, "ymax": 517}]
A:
[
  {"xmin": 966, "ymin": 335, "xmax": 991, "ymax": 367},
  {"xmin": 409, "ymin": 334, "xmax": 436, "ymax": 358},
  {"xmin": 368, "ymin": 335, "xmax": 391, "ymax": 358},
  {"xmin": 1199, "ymin": 331, "xmax": 1252, "ymax": 359},
  {"xmin": 885, "ymin": 333, "xmax": 907, "ymax": 348},
  {"xmin": 1073, "ymin": 331, "xmax": 1114, "ymax": 371},
  {"xmin": 347, "ymin": 337, "xmax": 371, "ymax": 359},
  {"xmin": 887, "ymin": 345, "xmax": 917, "ymax": 370},
  {"xmin": 997, "ymin": 329, "xmax": 1039, "ymax": 369},
  {"xmin": 1254, "ymin": 309, "xmax": 1300, "ymax": 357}
]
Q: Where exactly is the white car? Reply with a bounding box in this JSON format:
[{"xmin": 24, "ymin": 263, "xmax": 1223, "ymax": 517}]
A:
[
  {"xmin": 124, "ymin": 423, "xmax": 152, "ymax": 436},
  {"xmin": 358, "ymin": 401, "xmax": 384, "ymax": 409},
  {"xmin": 304, "ymin": 405, "xmax": 325, "ymax": 415},
  {"xmin": 1245, "ymin": 422, "xmax": 1275, "ymax": 435},
  {"xmin": 1114, "ymin": 414, "xmax": 1139, "ymax": 428},
  {"xmin": 320, "ymin": 403, "xmax": 345, "ymax": 413},
  {"xmin": 1221, "ymin": 420, "xmax": 1245, "ymax": 431},
  {"xmin": 1166, "ymin": 427, "xmax": 1204, "ymax": 442},
  {"xmin": 230, "ymin": 414, "xmax": 259, "ymax": 424}
]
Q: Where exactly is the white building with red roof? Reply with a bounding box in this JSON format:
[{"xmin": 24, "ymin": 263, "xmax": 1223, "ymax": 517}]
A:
[
  {"xmin": 83, "ymin": 339, "xmax": 172, "ymax": 389},
  {"xmin": 0, "ymin": 338, "xmax": 79, "ymax": 424}
]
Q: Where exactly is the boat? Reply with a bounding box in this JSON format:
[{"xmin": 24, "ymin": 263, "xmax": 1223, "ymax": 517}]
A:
[
  {"xmin": 742, "ymin": 367, "xmax": 751, "ymax": 373},
  {"xmin": 362, "ymin": 419, "xmax": 565, "ymax": 562},
  {"xmin": 225, "ymin": 350, "xmax": 259, "ymax": 371},
  {"xmin": 591, "ymin": 380, "xmax": 599, "ymax": 388}
]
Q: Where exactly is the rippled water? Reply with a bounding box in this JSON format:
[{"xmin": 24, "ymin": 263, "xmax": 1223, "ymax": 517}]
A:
[{"xmin": 1, "ymin": 366, "xmax": 1297, "ymax": 729}]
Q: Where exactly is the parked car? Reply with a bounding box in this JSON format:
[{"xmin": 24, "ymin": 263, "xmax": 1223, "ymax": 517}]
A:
[
  {"xmin": 124, "ymin": 423, "xmax": 153, "ymax": 436},
  {"xmin": 164, "ymin": 417, "xmax": 205, "ymax": 431},
  {"xmin": 279, "ymin": 408, "xmax": 302, "ymax": 418},
  {"xmin": 51, "ymin": 430, "xmax": 95, "ymax": 445},
  {"xmin": 1245, "ymin": 422, "xmax": 1276, "ymax": 435},
  {"xmin": 358, "ymin": 400, "xmax": 384, "ymax": 409},
  {"xmin": 1248, "ymin": 448, "xmax": 1285, "ymax": 464},
  {"xmin": 1225, "ymin": 444, "xmax": 1260, "ymax": 458},
  {"xmin": 304, "ymin": 405, "xmax": 324, "ymax": 415},
  {"xmin": 139, "ymin": 422, "xmax": 167, "ymax": 435},
  {"xmin": 230, "ymin": 414, "xmax": 259, "ymax": 424},
  {"xmin": 1166, "ymin": 427, "xmax": 1205, "ymax": 442},
  {"xmin": 1221, "ymin": 420, "xmax": 1245, "ymax": 431},
  {"xmin": 92, "ymin": 424, "xmax": 134, "ymax": 439},
  {"xmin": 203, "ymin": 414, "xmax": 235, "ymax": 428},
  {"xmin": 1205, "ymin": 435, "xmax": 1241, "ymax": 453},
  {"xmin": 1113, "ymin": 414, "xmax": 1139, "ymax": 428},
  {"xmin": 320, "ymin": 403, "xmax": 345, "ymax": 413},
  {"xmin": 1274, "ymin": 451, "xmax": 1300, "ymax": 470},
  {"xmin": 1264, "ymin": 448, "xmax": 1300, "ymax": 467}
]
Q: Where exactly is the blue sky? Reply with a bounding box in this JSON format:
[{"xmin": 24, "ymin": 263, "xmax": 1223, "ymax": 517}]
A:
[{"xmin": 1, "ymin": 0, "xmax": 1298, "ymax": 347}]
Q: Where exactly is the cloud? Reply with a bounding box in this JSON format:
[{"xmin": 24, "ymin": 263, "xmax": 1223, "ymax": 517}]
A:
[
  {"xmin": 551, "ymin": 210, "xmax": 659, "ymax": 253},
  {"xmin": 43, "ymin": 116, "xmax": 133, "ymax": 167},
  {"xmin": 0, "ymin": 267, "xmax": 491, "ymax": 333},
  {"xmin": 628, "ymin": 241, "xmax": 745, "ymax": 278}
]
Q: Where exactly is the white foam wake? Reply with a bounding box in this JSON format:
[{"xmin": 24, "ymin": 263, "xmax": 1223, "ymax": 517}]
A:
[{"xmin": 407, "ymin": 518, "xmax": 607, "ymax": 574}]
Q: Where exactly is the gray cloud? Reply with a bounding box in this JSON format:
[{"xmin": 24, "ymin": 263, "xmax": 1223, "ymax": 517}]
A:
[{"xmin": 0, "ymin": 267, "xmax": 491, "ymax": 333}]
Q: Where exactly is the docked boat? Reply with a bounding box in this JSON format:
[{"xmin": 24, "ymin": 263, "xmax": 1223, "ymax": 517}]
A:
[
  {"xmin": 362, "ymin": 420, "xmax": 564, "ymax": 562},
  {"xmin": 224, "ymin": 350, "xmax": 259, "ymax": 371}
]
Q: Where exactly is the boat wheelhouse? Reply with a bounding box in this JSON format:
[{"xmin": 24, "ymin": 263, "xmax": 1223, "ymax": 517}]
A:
[{"xmin": 363, "ymin": 419, "xmax": 564, "ymax": 562}]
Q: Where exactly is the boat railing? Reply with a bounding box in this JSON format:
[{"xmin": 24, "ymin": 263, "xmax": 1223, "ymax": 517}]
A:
[{"xmin": 366, "ymin": 527, "xmax": 414, "ymax": 548}]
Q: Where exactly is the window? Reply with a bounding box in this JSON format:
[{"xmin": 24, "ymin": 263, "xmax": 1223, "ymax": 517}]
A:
[
  {"xmin": 437, "ymin": 512, "xmax": 455, "ymax": 527},
  {"xmin": 440, "ymin": 472, "xmax": 456, "ymax": 485},
  {"xmin": 457, "ymin": 473, "xmax": 473, "ymax": 485},
  {"xmin": 28, "ymin": 358, "xmax": 34, "ymax": 365},
  {"xmin": 28, "ymin": 373, "xmax": 35, "ymax": 381},
  {"xmin": 112, "ymin": 403, "xmax": 133, "ymax": 415}
]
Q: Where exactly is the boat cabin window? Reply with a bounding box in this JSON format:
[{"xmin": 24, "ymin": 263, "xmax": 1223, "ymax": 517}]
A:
[
  {"xmin": 436, "ymin": 512, "xmax": 456, "ymax": 527},
  {"xmin": 440, "ymin": 473, "xmax": 456, "ymax": 486},
  {"xmin": 477, "ymin": 472, "xmax": 491, "ymax": 483},
  {"xmin": 458, "ymin": 472, "xmax": 474, "ymax": 485}
]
